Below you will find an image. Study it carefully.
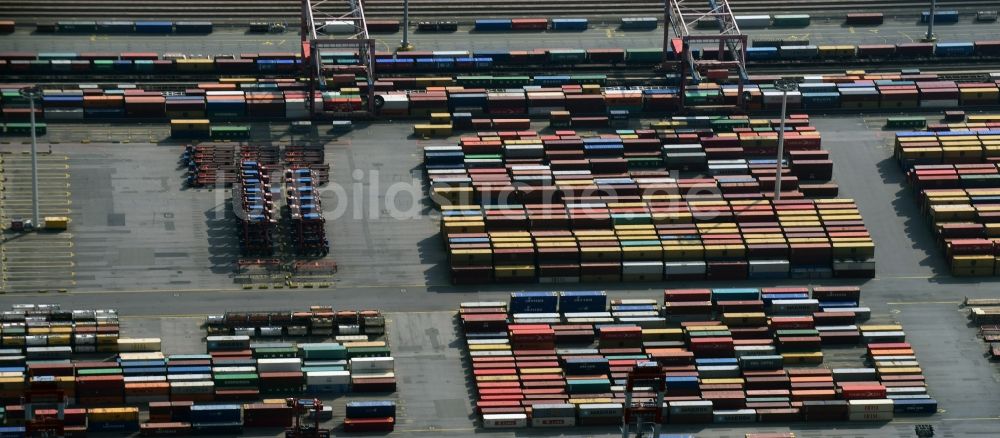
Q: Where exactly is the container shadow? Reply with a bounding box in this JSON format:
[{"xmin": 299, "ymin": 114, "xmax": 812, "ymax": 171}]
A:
[
  {"xmin": 204, "ymin": 201, "xmax": 240, "ymax": 276},
  {"xmin": 874, "ymin": 156, "xmax": 949, "ymax": 276}
]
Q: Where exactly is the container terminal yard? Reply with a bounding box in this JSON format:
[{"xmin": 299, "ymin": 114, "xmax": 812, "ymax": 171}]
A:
[{"xmin": 2, "ymin": 1, "xmax": 1000, "ymax": 437}]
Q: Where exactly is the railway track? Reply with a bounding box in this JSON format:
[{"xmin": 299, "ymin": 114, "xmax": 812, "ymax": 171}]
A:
[{"xmin": 0, "ymin": 0, "xmax": 995, "ymax": 23}]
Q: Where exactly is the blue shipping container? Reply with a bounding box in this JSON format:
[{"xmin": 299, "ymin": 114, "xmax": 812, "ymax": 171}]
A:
[
  {"xmin": 134, "ymin": 21, "xmax": 174, "ymax": 33},
  {"xmin": 189, "ymin": 405, "xmax": 242, "ymax": 423},
  {"xmin": 475, "ymin": 19, "xmax": 513, "ymax": 31},
  {"xmin": 921, "ymin": 11, "xmax": 959, "ymax": 24},
  {"xmin": 346, "ymin": 400, "xmax": 397, "ymax": 418},
  {"xmin": 746, "ymin": 47, "xmax": 779, "ymax": 61},
  {"xmin": 935, "ymin": 42, "xmax": 974, "ymax": 57},
  {"xmin": 510, "ymin": 291, "xmax": 558, "ymax": 313},
  {"xmin": 893, "ymin": 398, "xmax": 938, "ymax": 414},
  {"xmin": 665, "ymin": 376, "xmax": 699, "ymax": 389},
  {"xmin": 0, "ymin": 426, "xmax": 26, "ymax": 438},
  {"xmin": 551, "ymin": 18, "xmax": 589, "ymax": 31},
  {"xmin": 559, "ymin": 291, "xmax": 608, "ymax": 313},
  {"xmin": 563, "ymin": 357, "xmax": 610, "ymax": 375}
]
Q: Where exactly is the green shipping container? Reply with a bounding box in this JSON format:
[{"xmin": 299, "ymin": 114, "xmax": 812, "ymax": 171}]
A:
[
  {"xmin": 549, "ymin": 49, "xmax": 587, "ymax": 64},
  {"xmin": 456, "ymin": 76, "xmax": 494, "ymax": 87},
  {"xmin": 214, "ymin": 373, "xmax": 259, "ymax": 388},
  {"xmin": 688, "ymin": 330, "xmax": 732, "ymax": 338},
  {"xmin": 93, "ymin": 60, "xmax": 114, "ymax": 72},
  {"xmin": 566, "ymin": 379, "xmax": 612, "ymax": 394},
  {"xmin": 885, "ymin": 116, "xmax": 926, "ymax": 129},
  {"xmin": 299, "ymin": 344, "xmax": 347, "ymax": 360},
  {"xmin": 570, "ymin": 74, "xmax": 607, "ymax": 85},
  {"xmin": 493, "ymin": 76, "xmax": 531, "ymax": 87},
  {"xmin": 776, "ymin": 329, "xmax": 820, "ymax": 336},
  {"xmin": 626, "ymin": 48, "xmax": 663, "ymax": 64},
  {"xmin": 77, "ymin": 368, "xmax": 123, "ymax": 376},
  {"xmin": 6, "ymin": 123, "xmax": 47, "ymax": 136},
  {"xmin": 209, "ymin": 125, "xmax": 249, "ymax": 139}
]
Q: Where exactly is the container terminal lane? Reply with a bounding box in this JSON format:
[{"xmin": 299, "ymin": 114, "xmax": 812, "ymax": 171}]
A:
[{"xmin": 2, "ymin": 5, "xmax": 1000, "ymax": 438}]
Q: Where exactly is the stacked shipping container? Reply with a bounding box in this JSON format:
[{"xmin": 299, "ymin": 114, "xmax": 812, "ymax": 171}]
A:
[
  {"xmin": 896, "ymin": 118, "xmax": 1000, "ymax": 275},
  {"xmin": 429, "ymin": 121, "xmax": 873, "ymax": 283},
  {"xmin": 462, "ymin": 288, "xmax": 935, "ymax": 429}
]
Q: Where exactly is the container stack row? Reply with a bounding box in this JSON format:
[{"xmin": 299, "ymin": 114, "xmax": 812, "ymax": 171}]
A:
[
  {"xmin": 895, "ymin": 120, "xmax": 1000, "ymax": 275},
  {"xmin": 40, "ymin": 20, "xmax": 212, "ymax": 34},
  {"xmin": 5, "ymin": 73, "xmax": 1000, "ymax": 125},
  {"xmin": 428, "ymin": 122, "xmax": 873, "ymax": 283},
  {"xmin": 461, "ymin": 288, "xmax": 935, "ymax": 430},
  {"xmin": 234, "ymin": 160, "xmax": 276, "ymax": 255},
  {"xmin": 284, "ymin": 168, "xmax": 329, "ymax": 256},
  {"xmin": 6, "ymin": 42, "xmax": 1000, "ymax": 79},
  {"xmin": 204, "ymin": 339, "xmax": 396, "ymax": 394},
  {"xmin": 205, "ymin": 308, "xmax": 385, "ymax": 338},
  {"xmin": 473, "ymin": 18, "xmax": 589, "ymax": 32},
  {"xmin": 0, "ymin": 305, "xmax": 123, "ymax": 357}
]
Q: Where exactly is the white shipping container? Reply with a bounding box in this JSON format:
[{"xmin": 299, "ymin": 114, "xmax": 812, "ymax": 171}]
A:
[
  {"xmin": 735, "ymin": 15, "xmax": 770, "ymax": 28},
  {"xmin": 335, "ymin": 335, "xmax": 369, "ymax": 343},
  {"xmin": 350, "ymin": 371, "xmax": 395, "ymax": 379},
  {"xmin": 669, "ymin": 400, "xmax": 713, "ymax": 414},
  {"xmin": 461, "ymin": 301, "xmax": 505, "ymax": 308},
  {"xmin": 482, "ymin": 413, "xmax": 527, "ymax": 429},
  {"xmin": 531, "ymin": 417, "xmax": 576, "ymax": 427},
  {"xmin": 306, "ymin": 371, "xmax": 350, "ymax": 385},
  {"xmin": 167, "ymin": 374, "xmax": 212, "ymax": 382},
  {"xmin": 714, "ymin": 409, "xmax": 757, "ymax": 423},
  {"xmin": 623, "ymin": 261, "xmax": 664, "ymax": 275},
  {"xmin": 735, "ymin": 345, "xmax": 777, "ymax": 357},
  {"xmin": 848, "ymin": 411, "xmax": 893, "ymax": 421},
  {"xmin": 257, "ymin": 358, "xmax": 303, "ymax": 373},
  {"xmin": 321, "ymin": 20, "xmax": 356, "ymax": 34},
  {"xmin": 848, "ymin": 399, "xmax": 894, "ymax": 412},
  {"xmin": 169, "ymin": 381, "xmax": 214, "ymax": 394},
  {"xmin": 125, "ymin": 376, "xmax": 167, "ymax": 383},
  {"xmin": 664, "ymin": 261, "xmax": 707, "ymax": 275},
  {"xmin": 469, "ymin": 350, "xmax": 512, "ymax": 357},
  {"xmin": 350, "ymin": 357, "xmax": 394, "ymax": 371}
]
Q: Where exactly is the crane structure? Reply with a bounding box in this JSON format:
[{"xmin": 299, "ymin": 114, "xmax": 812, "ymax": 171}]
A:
[
  {"xmin": 284, "ymin": 398, "xmax": 330, "ymax": 438},
  {"xmin": 300, "ymin": 0, "xmax": 376, "ymax": 116},
  {"xmin": 621, "ymin": 361, "xmax": 667, "ymax": 438},
  {"xmin": 663, "ymin": 0, "xmax": 749, "ymax": 110},
  {"xmin": 23, "ymin": 389, "xmax": 68, "ymax": 437}
]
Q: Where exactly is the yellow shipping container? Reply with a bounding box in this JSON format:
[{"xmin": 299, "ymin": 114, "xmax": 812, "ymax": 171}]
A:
[
  {"xmin": 568, "ymin": 397, "xmax": 613, "ymax": 404},
  {"xmin": 701, "ymin": 378, "xmax": 745, "ymax": 385},
  {"xmin": 782, "ymin": 352, "xmax": 824, "ymax": 364},
  {"xmin": 642, "ymin": 328, "xmax": 683, "ymax": 341},
  {"xmin": 88, "ymin": 407, "xmax": 140, "ymax": 423},
  {"xmin": 476, "ymin": 375, "xmax": 519, "ymax": 382}
]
